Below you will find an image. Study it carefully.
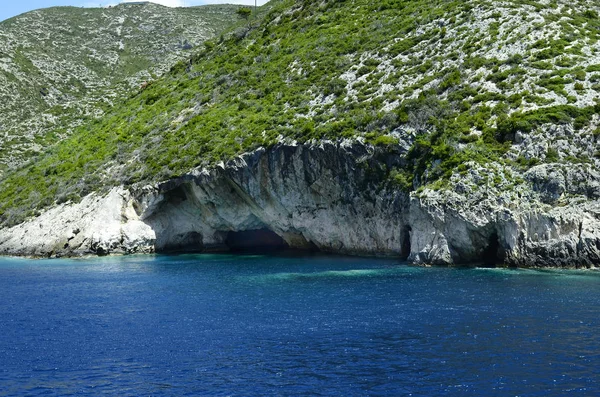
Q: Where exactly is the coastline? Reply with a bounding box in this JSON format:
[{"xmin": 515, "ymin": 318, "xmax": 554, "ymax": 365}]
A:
[{"xmin": 1, "ymin": 142, "xmax": 599, "ymax": 269}]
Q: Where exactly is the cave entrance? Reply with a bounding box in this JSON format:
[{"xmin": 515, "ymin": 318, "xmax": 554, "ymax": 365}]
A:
[
  {"xmin": 482, "ymin": 231, "xmax": 506, "ymax": 267},
  {"xmin": 400, "ymin": 225, "xmax": 411, "ymax": 261},
  {"xmin": 225, "ymin": 228, "xmax": 290, "ymax": 253},
  {"xmin": 160, "ymin": 231, "xmax": 204, "ymax": 253}
]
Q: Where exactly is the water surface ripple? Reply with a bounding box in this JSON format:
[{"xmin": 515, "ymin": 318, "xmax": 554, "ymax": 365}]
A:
[{"xmin": 0, "ymin": 254, "xmax": 598, "ymax": 396}]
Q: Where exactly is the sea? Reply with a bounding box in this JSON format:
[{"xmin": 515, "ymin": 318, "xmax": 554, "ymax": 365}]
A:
[{"xmin": 0, "ymin": 253, "xmax": 598, "ymax": 396}]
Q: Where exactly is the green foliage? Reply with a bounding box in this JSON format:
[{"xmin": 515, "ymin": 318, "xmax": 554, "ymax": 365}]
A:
[
  {"xmin": 236, "ymin": 7, "xmax": 252, "ymax": 23},
  {"xmin": 495, "ymin": 103, "xmax": 599, "ymax": 141},
  {"xmin": 573, "ymin": 69, "xmax": 586, "ymax": 81},
  {"xmin": 546, "ymin": 148, "xmax": 559, "ymax": 162},
  {"xmin": 586, "ymin": 64, "xmax": 600, "ymax": 72},
  {"xmin": 366, "ymin": 134, "xmax": 399, "ymax": 146},
  {"xmin": 516, "ymin": 155, "xmax": 540, "ymax": 168},
  {"xmin": 389, "ymin": 168, "xmax": 413, "ymax": 191},
  {"xmin": 439, "ymin": 69, "xmax": 462, "ymax": 91},
  {"xmin": 537, "ymin": 73, "xmax": 572, "ymax": 97},
  {"xmin": 0, "ymin": 3, "xmax": 241, "ymax": 170}
]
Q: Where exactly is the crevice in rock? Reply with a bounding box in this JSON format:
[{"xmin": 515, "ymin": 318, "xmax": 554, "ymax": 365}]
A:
[
  {"xmin": 482, "ymin": 231, "xmax": 505, "ymax": 267},
  {"xmin": 225, "ymin": 228, "xmax": 290, "ymax": 252},
  {"xmin": 400, "ymin": 225, "xmax": 411, "ymax": 261}
]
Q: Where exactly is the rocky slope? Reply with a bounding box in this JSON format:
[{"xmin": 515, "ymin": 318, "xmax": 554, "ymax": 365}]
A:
[
  {"xmin": 1, "ymin": 0, "xmax": 600, "ymax": 267},
  {"xmin": 0, "ymin": 2, "xmax": 238, "ymax": 172}
]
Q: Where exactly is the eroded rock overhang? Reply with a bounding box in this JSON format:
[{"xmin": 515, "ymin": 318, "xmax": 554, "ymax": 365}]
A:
[{"xmin": 136, "ymin": 141, "xmax": 410, "ymax": 257}]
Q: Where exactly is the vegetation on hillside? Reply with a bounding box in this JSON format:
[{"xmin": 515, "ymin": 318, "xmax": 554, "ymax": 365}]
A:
[
  {"xmin": 1, "ymin": 0, "xmax": 600, "ymax": 226},
  {"xmin": 0, "ymin": 3, "xmax": 239, "ymax": 171}
]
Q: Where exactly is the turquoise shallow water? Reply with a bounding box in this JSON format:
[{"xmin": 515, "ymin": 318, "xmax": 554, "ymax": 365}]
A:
[{"xmin": 0, "ymin": 254, "xmax": 599, "ymax": 396}]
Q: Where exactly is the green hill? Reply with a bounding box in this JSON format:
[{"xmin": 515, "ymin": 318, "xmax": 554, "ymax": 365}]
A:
[
  {"xmin": 0, "ymin": 2, "xmax": 239, "ymax": 172},
  {"xmin": 1, "ymin": 0, "xmax": 600, "ymax": 228}
]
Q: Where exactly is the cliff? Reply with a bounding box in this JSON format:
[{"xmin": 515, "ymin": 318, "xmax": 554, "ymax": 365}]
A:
[
  {"xmin": 0, "ymin": 142, "xmax": 407, "ymax": 258},
  {"xmin": 2, "ymin": 141, "xmax": 598, "ymax": 268}
]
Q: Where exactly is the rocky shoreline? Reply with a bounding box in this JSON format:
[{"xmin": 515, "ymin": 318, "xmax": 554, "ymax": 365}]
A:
[{"xmin": 1, "ymin": 141, "xmax": 599, "ymax": 268}]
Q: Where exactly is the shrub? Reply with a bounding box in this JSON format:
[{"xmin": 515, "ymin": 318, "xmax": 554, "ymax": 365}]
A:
[{"xmin": 546, "ymin": 148, "xmax": 559, "ymax": 162}]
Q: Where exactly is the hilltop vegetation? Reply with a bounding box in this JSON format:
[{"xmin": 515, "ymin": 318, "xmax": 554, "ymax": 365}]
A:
[
  {"xmin": 0, "ymin": 2, "xmax": 239, "ymax": 171},
  {"xmin": 1, "ymin": 0, "xmax": 600, "ymax": 225}
]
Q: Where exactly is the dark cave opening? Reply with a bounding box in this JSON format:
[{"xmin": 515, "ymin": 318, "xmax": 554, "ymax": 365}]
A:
[
  {"xmin": 400, "ymin": 225, "xmax": 411, "ymax": 261},
  {"xmin": 160, "ymin": 231, "xmax": 204, "ymax": 253},
  {"xmin": 166, "ymin": 185, "xmax": 188, "ymax": 205},
  {"xmin": 307, "ymin": 240, "xmax": 321, "ymax": 253},
  {"xmin": 482, "ymin": 231, "xmax": 505, "ymax": 267},
  {"xmin": 225, "ymin": 228, "xmax": 290, "ymax": 252}
]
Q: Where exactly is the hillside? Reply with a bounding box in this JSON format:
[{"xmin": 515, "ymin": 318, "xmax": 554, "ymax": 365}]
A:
[
  {"xmin": 1, "ymin": 0, "xmax": 600, "ymax": 266},
  {"xmin": 0, "ymin": 2, "xmax": 239, "ymax": 172}
]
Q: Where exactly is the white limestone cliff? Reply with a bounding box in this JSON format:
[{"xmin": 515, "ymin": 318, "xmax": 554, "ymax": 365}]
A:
[
  {"xmin": 0, "ymin": 187, "xmax": 155, "ymax": 257},
  {"xmin": 1, "ymin": 142, "xmax": 599, "ymax": 268}
]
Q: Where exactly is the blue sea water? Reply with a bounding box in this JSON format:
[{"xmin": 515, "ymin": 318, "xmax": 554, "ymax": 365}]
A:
[{"xmin": 0, "ymin": 254, "xmax": 599, "ymax": 396}]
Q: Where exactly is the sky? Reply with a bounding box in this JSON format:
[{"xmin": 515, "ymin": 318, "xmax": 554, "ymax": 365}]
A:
[{"xmin": 0, "ymin": 0, "xmax": 270, "ymax": 22}]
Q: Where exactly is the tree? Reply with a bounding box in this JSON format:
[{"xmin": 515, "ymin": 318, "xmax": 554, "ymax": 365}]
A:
[{"xmin": 236, "ymin": 7, "xmax": 252, "ymax": 25}]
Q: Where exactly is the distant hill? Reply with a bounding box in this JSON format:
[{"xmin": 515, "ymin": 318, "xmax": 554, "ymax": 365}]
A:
[{"xmin": 0, "ymin": 2, "xmax": 239, "ymax": 171}]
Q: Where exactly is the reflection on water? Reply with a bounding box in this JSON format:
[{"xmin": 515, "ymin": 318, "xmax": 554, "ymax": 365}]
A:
[{"xmin": 0, "ymin": 253, "xmax": 598, "ymax": 396}]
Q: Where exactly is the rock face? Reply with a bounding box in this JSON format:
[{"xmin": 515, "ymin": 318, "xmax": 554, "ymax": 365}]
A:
[
  {"xmin": 0, "ymin": 187, "xmax": 155, "ymax": 257},
  {"xmin": 1, "ymin": 141, "xmax": 599, "ymax": 268},
  {"xmin": 408, "ymin": 190, "xmax": 600, "ymax": 268},
  {"xmin": 139, "ymin": 142, "xmax": 408, "ymax": 256}
]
